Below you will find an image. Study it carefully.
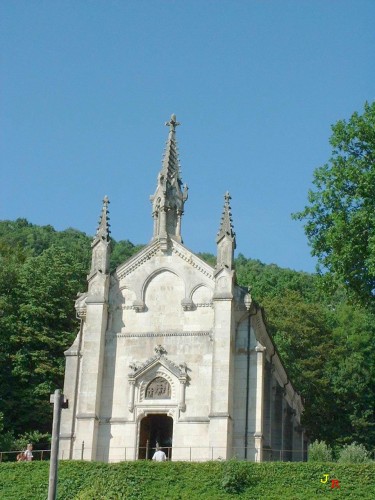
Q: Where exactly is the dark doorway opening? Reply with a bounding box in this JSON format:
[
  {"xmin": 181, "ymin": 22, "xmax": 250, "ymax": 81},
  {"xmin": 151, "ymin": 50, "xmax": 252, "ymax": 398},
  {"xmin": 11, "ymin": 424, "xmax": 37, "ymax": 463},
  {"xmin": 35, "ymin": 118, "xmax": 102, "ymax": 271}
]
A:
[{"xmin": 138, "ymin": 414, "xmax": 173, "ymax": 460}]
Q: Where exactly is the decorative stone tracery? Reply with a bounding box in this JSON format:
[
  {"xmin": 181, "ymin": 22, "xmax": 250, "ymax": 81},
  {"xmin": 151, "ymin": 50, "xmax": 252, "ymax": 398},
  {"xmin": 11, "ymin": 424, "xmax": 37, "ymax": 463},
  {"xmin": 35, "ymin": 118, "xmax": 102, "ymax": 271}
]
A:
[
  {"xmin": 127, "ymin": 345, "xmax": 188, "ymax": 413},
  {"xmin": 145, "ymin": 377, "xmax": 171, "ymax": 399}
]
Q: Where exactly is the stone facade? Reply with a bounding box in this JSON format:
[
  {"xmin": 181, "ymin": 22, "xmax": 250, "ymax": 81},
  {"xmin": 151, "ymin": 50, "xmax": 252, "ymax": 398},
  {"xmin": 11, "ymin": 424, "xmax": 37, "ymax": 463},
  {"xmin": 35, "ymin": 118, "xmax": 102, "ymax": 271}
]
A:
[{"xmin": 60, "ymin": 115, "xmax": 305, "ymax": 462}]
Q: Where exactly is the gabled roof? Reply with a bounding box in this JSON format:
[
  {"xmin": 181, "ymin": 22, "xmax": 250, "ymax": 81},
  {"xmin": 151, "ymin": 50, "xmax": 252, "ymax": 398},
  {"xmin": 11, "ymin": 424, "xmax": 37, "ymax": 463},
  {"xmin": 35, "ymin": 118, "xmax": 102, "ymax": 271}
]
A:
[
  {"xmin": 115, "ymin": 238, "xmax": 214, "ymax": 281},
  {"xmin": 128, "ymin": 345, "xmax": 188, "ymax": 382}
]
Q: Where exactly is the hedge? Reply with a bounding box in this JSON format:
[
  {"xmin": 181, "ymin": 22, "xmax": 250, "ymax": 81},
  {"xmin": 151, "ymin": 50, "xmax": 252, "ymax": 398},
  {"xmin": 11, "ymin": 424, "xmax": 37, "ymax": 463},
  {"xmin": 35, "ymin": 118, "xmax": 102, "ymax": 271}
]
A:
[{"xmin": 0, "ymin": 461, "xmax": 374, "ymax": 499}]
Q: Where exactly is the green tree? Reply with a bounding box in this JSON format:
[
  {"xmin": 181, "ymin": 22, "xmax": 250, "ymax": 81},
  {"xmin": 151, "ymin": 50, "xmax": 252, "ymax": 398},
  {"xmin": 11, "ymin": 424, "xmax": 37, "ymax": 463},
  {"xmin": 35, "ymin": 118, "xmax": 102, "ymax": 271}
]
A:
[
  {"xmin": 0, "ymin": 221, "xmax": 91, "ymax": 436},
  {"xmin": 236, "ymin": 254, "xmax": 320, "ymax": 304},
  {"xmin": 7, "ymin": 245, "xmax": 89, "ymax": 435},
  {"xmin": 0, "ymin": 242, "xmax": 26, "ymax": 442},
  {"xmin": 294, "ymin": 102, "xmax": 375, "ymax": 308},
  {"xmin": 110, "ymin": 240, "xmax": 144, "ymax": 271},
  {"xmin": 326, "ymin": 303, "xmax": 375, "ymax": 447},
  {"xmin": 261, "ymin": 290, "xmax": 337, "ymax": 443}
]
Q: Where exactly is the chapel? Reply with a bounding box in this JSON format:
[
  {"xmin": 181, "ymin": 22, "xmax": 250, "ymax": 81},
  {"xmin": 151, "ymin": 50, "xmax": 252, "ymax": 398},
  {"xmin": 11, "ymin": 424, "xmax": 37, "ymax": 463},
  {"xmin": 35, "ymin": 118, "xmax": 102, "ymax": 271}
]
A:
[{"xmin": 59, "ymin": 115, "xmax": 306, "ymax": 462}]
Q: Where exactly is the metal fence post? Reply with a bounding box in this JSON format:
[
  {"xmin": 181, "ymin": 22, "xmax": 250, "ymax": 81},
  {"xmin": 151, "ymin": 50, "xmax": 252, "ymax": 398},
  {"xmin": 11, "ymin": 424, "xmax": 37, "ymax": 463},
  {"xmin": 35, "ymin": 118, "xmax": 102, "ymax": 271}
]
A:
[{"xmin": 81, "ymin": 441, "xmax": 84, "ymax": 461}]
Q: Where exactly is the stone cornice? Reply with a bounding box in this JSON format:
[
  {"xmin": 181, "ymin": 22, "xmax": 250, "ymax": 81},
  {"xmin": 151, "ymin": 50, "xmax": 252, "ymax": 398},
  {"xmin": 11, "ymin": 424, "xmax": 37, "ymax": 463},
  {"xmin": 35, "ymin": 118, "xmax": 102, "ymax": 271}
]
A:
[
  {"xmin": 111, "ymin": 330, "xmax": 212, "ymax": 339},
  {"xmin": 171, "ymin": 242, "xmax": 214, "ymax": 279}
]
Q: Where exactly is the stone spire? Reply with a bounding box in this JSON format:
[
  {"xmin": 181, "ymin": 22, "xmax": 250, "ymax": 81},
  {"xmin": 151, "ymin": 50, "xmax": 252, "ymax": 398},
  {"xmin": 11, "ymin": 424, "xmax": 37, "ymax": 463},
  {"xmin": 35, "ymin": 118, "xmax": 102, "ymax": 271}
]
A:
[
  {"xmin": 94, "ymin": 195, "xmax": 110, "ymax": 243},
  {"xmin": 150, "ymin": 114, "xmax": 188, "ymax": 247},
  {"xmin": 216, "ymin": 192, "xmax": 236, "ymax": 270},
  {"xmin": 90, "ymin": 196, "xmax": 111, "ymax": 275}
]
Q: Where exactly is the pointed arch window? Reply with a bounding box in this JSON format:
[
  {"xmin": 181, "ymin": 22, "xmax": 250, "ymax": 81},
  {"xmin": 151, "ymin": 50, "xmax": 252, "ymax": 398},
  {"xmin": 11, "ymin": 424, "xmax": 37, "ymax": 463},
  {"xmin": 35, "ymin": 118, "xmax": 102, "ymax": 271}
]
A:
[{"xmin": 145, "ymin": 377, "xmax": 171, "ymax": 399}]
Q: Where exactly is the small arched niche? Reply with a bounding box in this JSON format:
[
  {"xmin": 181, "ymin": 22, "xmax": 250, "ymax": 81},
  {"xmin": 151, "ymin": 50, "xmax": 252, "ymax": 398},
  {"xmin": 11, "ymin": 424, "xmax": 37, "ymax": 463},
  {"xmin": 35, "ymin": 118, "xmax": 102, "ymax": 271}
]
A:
[{"xmin": 145, "ymin": 376, "xmax": 171, "ymax": 400}]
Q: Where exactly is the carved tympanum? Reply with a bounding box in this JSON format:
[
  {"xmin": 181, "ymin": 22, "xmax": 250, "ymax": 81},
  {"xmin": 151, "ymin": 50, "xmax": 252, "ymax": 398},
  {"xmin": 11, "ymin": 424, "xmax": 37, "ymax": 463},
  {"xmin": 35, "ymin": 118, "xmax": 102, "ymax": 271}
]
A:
[{"xmin": 145, "ymin": 377, "xmax": 171, "ymax": 399}]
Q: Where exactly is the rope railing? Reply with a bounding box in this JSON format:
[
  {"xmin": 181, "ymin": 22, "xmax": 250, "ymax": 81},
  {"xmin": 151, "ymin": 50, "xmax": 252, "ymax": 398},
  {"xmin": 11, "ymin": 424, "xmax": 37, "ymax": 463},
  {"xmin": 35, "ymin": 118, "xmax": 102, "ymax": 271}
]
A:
[
  {"xmin": 61, "ymin": 445, "xmax": 308, "ymax": 462},
  {"xmin": 1, "ymin": 445, "xmax": 373, "ymax": 462},
  {"xmin": 0, "ymin": 449, "xmax": 51, "ymax": 462}
]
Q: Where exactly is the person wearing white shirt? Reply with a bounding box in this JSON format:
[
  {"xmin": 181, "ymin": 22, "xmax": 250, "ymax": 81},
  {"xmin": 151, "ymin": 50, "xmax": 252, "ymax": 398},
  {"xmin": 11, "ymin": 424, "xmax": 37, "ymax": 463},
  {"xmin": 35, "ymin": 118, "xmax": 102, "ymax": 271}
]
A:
[
  {"xmin": 24, "ymin": 443, "xmax": 33, "ymax": 461},
  {"xmin": 152, "ymin": 446, "xmax": 166, "ymax": 462}
]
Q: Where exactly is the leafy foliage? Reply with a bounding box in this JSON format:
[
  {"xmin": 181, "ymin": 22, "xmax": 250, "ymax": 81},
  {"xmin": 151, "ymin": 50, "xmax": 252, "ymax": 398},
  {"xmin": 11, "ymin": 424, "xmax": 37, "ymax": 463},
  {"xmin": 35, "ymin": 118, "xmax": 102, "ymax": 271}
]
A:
[
  {"xmin": 308, "ymin": 440, "xmax": 333, "ymax": 462},
  {"xmin": 221, "ymin": 458, "xmax": 251, "ymax": 493},
  {"xmin": 294, "ymin": 101, "xmax": 375, "ymax": 309},
  {"xmin": 0, "ymin": 413, "xmax": 13, "ymax": 451},
  {"xmin": 197, "ymin": 252, "xmax": 217, "ymax": 267},
  {"xmin": 0, "ymin": 461, "xmax": 375, "ymax": 499},
  {"xmin": 236, "ymin": 253, "xmax": 320, "ymax": 304},
  {"xmin": 261, "ymin": 291, "xmax": 337, "ymax": 442},
  {"xmin": 338, "ymin": 443, "xmax": 372, "ymax": 464},
  {"xmin": 110, "ymin": 239, "xmax": 144, "ymax": 271}
]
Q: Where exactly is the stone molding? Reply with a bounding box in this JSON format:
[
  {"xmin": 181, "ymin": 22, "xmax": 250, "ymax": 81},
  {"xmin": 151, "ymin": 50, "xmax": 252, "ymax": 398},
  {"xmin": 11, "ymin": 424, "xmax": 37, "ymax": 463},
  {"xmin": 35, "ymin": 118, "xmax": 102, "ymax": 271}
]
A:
[
  {"xmin": 60, "ymin": 433, "xmax": 74, "ymax": 439},
  {"xmin": 75, "ymin": 292, "xmax": 88, "ymax": 318},
  {"xmin": 76, "ymin": 413, "xmax": 99, "ymax": 421},
  {"xmin": 171, "ymin": 245, "xmax": 213, "ymax": 279},
  {"xmin": 128, "ymin": 347, "xmax": 188, "ymax": 413},
  {"xmin": 208, "ymin": 412, "xmax": 232, "ymax": 419},
  {"xmin": 179, "ymin": 417, "xmax": 210, "ymax": 423},
  {"xmin": 129, "ymin": 351, "xmax": 187, "ymax": 380},
  {"xmin": 136, "ymin": 407, "xmax": 176, "ymax": 421},
  {"xmin": 110, "ymin": 330, "xmax": 212, "ymax": 339},
  {"xmin": 109, "ymin": 418, "xmax": 127, "ymax": 424},
  {"xmin": 116, "ymin": 241, "xmax": 160, "ymax": 280},
  {"xmin": 115, "ymin": 240, "xmax": 214, "ymax": 282},
  {"xmin": 181, "ymin": 297, "xmax": 194, "ymax": 311},
  {"xmin": 132, "ymin": 299, "xmax": 145, "ymax": 313}
]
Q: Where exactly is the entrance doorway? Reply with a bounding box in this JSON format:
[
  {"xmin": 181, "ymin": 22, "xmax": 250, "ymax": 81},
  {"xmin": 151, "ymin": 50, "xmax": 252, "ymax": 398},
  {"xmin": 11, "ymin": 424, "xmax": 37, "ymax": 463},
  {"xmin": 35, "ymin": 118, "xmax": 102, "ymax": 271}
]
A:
[{"xmin": 138, "ymin": 414, "xmax": 173, "ymax": 460}]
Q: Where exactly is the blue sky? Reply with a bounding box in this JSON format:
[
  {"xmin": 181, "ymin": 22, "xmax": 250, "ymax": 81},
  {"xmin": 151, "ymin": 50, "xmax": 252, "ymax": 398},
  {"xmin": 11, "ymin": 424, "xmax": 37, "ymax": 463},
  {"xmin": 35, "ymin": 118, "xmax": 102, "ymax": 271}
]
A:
[{"xmin": 1, "ymin": 1, "xmax": 374, "ymax": 272}]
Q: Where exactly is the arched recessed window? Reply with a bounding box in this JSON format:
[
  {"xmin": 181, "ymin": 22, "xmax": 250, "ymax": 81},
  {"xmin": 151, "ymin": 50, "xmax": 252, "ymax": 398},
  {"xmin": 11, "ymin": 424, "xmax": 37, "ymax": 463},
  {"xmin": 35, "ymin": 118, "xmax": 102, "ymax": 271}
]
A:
[{"xmin": 145, "ymin": 377, "xmax": 171, "ymax": 399}]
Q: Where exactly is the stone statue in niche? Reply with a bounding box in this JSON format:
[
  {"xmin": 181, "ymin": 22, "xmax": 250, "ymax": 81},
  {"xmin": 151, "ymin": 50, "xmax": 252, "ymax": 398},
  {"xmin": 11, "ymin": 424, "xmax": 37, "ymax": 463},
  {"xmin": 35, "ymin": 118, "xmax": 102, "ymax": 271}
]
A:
[{"xmin": 145, "ymin": 377, "xmax": 171, "ymax": 399}]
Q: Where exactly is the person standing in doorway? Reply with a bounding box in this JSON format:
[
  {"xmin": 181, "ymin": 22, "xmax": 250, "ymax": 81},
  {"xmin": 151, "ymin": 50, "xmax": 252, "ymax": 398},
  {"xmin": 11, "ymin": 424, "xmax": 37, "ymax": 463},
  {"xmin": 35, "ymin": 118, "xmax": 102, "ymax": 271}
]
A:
[{"xmin": 152, "ymin": 444, "xmax": 166, "ymax": 462}]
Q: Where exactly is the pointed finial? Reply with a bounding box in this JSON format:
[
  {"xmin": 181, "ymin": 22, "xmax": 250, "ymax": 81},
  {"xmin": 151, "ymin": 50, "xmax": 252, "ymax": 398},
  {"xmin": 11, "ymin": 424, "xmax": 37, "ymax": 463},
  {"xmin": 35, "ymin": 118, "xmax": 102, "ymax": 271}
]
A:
[
  {"xmin": 150, "ymin": 114, "xmax": 187, "ymax": 243},
  {"xmin": 165, "ymin": 114, "xmax": 180, "ymax": 132},
  {"xmin": 216, "ymin": 191, "xmax": 236, "ymax": 243},
  {"xmin": 159, "ymin": 114, "xmax": 182, "ymax": 182},
  {"xmin": 94, "ymin": 195, "xmax": 110, "ymax": 243}
]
